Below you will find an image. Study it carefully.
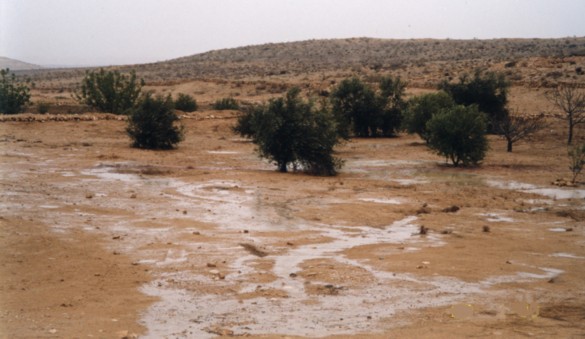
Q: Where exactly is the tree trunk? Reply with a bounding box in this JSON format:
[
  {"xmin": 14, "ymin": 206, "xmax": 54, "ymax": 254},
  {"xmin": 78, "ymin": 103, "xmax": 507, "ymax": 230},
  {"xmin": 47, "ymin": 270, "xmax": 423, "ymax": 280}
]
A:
[
  {"xmin": 568, "ymin": 123, "xmax": 574, "ymax": 145},
  {"xmin": 278, "ymin": 162, "xmax": 288, "ymax": 173},
  {"xmin": 507, "ymin": 140, "xmax": 513, "ymax": 152}
]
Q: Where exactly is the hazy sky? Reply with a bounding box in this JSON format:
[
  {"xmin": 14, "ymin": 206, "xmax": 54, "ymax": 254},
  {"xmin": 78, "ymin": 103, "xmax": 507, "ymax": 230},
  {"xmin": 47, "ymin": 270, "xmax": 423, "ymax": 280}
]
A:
[{"xmin": 2, "ymin": 0, "xmax": 585, "ymax": 66}]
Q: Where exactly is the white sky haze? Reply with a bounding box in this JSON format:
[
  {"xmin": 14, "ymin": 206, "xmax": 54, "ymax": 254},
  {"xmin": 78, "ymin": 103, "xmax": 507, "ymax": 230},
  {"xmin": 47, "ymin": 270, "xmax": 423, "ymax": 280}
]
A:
[{"xmin": 1, "ymin": 0, "xmax": 584, "ymax": 66}]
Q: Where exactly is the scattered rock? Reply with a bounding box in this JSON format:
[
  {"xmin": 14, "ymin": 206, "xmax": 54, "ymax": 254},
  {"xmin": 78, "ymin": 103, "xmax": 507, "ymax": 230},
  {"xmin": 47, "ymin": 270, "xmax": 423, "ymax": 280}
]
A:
[
  {"xmin": 85, "ymin": 193, "xmax": 93, "ymax": 199},
  {"xmin": 416, "ymin": 203, "xmax": 432, "ymax": 215},
  {"xmin": 441, "ymin": 229, "xmax": 453, "ymax": 234},
  {"xmin": 483, "ymin": 225, "xmax": 491, "ymax": 233},
  {"xmin": 419, "ymin": 225, "xmax": 429, "ymax": 235},
  {"xmin": 193, "ymin": 231, "xmax": 201, "ymax": 235},
  {"xmin": 442, "ymin": 205, "xmax": 460, "ymax": 213},
  {"xmin": 286, "ymin": 242, "xmax": 294, "ymax": 246},
  {"xmin": 239, "ymin": 243, "xmax": 268, "ymax": 257},
  {"xmin": 206, "ymin": 263, "xmax": 217, "ymax": 268},
  {"xmin": 289, "ymin": 273, "xmax": 298, "ymax": 278},
  {"xmin": 130, "ymin": 193, "xmax": 137, "ymax": 199}
]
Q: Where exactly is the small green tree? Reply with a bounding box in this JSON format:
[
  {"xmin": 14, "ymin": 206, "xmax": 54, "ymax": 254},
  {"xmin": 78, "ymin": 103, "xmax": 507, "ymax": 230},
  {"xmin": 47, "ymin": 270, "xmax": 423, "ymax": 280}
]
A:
[
  {"xmin": 75, "ymin": 68, "xmax": 144, "ymax": 114},
  {"xmin": 174, "ymin": 93, "xmax": 198, "ymax": 112},
  {"xmin": 377, "ymin": 76, "xmax": 407, "ymax": 137},
  {"xmin": 426, "ymin": 105, "xmax": 489, "ymax": 167},
  {"xmin": 0, "ymin": 68, "xmax": 31, "ymax": 114},
  {"xmin": 233, "ymin": 105, "xmax": 258, "ymax": 138},
  {"xmin": 439, "ymin": 70, "xmax": 509, "ymax": 132},
  {"xmin": 213, "ymin": 97, "xmax": 239, "ymax": 110},
  {"xmin": 403, "ymin": 91, "xmax": 455, "ymax": 143},
  {"xmin": 331, "ymin": 76, "xmax": 406, "ymax": 138},
  {"xmin": 126, "ymin": 94, "xmax": 184, "ymax": 150},
  {"xmin": 245, "ymin": 87, "xmax": 342, "ymax": 175},
  {"xmin": 330, "ymin": 77, "xmax": 379, "ymax": 138}
]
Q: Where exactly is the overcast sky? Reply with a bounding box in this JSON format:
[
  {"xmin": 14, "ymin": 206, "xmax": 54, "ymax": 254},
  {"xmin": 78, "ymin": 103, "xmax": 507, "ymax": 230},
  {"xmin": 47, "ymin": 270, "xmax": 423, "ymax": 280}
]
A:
[{"xmin": 1, "ymin": 0, "xmax": 584, "ymax": 67}]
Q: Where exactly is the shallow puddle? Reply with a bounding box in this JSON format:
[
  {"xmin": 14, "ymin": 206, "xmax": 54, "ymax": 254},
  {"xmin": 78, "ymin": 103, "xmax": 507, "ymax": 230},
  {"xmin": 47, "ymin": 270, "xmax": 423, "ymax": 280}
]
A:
[
  {"xmin": 487, "ymin": 179, "xmax": 585, "ymax": 200},
  {"xmin": 7, "ymin": 160, "xmax": 576, "ymax": 337}
]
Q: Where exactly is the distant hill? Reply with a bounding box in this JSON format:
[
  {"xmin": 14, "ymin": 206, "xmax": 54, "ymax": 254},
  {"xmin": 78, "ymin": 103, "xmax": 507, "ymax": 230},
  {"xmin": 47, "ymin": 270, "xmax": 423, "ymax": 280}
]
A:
[
  {"xmin": 0, "ymin": 57, "xmax": 43, "ymax": 71},
  {"xmin": 18, "ymin": 37, "xmax": 585, "ymax": 89},
  {"xmin": 126, "ymin": 37, "xmax": 585, "ymax": 80}
]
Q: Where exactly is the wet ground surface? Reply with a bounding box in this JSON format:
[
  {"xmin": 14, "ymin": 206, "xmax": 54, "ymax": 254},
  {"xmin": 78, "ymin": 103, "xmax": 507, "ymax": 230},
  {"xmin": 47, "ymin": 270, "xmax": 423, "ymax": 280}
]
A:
[{"xmin": 1, "ymin": 117, "xmax": 585, "ymax": 338}]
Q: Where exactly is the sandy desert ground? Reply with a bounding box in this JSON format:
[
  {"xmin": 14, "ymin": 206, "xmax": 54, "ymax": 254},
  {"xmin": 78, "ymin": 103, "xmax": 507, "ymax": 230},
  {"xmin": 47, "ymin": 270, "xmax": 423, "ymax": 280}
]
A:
[{"xmin": 1, "ymin": 85, "xmax": 585, "ymax": 338}]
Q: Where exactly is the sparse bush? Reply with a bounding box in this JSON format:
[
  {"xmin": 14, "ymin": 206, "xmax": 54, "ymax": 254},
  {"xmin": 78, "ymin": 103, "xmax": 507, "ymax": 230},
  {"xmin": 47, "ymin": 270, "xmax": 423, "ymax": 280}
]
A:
[
  {"xmin": 439, "ymin": 70, "xmax": 509, "ymax": 132},
  {"xmin": 546, "ymin": 83, "xmax": 585, "ymax": 145},
  {"xmin": 0, "ymin": 68, "xmax": 31, "ymax": 114},
  {"xmin": 245, "ymin": 87, "xmax": 342, "ymax": 175},
  {"xmin": 494, "ymin": 112, "xmax": 545, "ymax": 152},
  {"xmin": 37, "ymin": 101, "xmax": 51, "ymax": 114},
  {"xmin": 75, "ymin": 68, "xmax": 144, "ymax": 114},
  {"xmin": 403, "ymin": 91, "xmax": 454, "ymax": 143},
  {"xmin": 126, "ymin": 94, "xmax": 184, "ymax": 150},
  {"xmin": 426, "ymin": 105, "xmax": 488, "ymax": 167},
  {"xmin": 213, "ymin": 97, "xmax": 239, "ymax": 110},
  {"xmin": 174, "ymin": 93, "xmax": 197, "ymax": 112},
  {"xmin": 568, "ymin": 143, "xmax": 585, "ymax": 184}
]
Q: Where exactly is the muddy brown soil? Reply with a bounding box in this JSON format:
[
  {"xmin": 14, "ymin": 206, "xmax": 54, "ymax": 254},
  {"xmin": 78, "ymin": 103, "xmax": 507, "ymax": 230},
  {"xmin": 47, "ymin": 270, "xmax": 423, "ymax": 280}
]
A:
[{"xmin": 1, "ymin": 99, "xmax": 585, "ymax": 338}]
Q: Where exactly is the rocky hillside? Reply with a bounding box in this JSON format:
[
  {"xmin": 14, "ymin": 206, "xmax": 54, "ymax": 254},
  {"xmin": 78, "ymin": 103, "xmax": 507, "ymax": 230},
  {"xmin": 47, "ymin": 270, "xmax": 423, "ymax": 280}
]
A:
[{"xmin": 20, "ymin": 37, "xmax": 585, "ymax": 89}]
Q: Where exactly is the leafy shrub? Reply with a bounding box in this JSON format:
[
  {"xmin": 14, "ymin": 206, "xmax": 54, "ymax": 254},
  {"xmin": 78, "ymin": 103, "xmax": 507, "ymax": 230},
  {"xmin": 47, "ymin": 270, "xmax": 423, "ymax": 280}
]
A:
[
  {"xmin": 232, "ymin": 106, "xmax": 257, "ymax": 138},
  {"xmin": 568, "ymin": 143, "xmax": 585, "ymax": 184},
  {"xmin": 378, "ymin": 76, "xmax": 407, "ymax": 137},
  {"xmin": 330, "ymin": 76, "xmax": 406, "ymax": 138},
  {"xmin": 241, "ymin": 87, "xmax": 342, "ymax": 175},
  {"xmin": 403, "ymin": 91, "xmax": 454, "ymax": 142},
  {"xmin": 331, "ymin": 77, "xmax": 378, "ymax": 138},
  {"xmin": 37, "ymin": 101, "xmax": 51, "ymax": 114},
  {"xmin": 0, "ymin": 68, "xmax": 31, "ymax": 114},
  {"xmin": 126, "ymin": 94, "xmax": 184, "ymax": 150},
  {"xmin": 213, "ymin": 97, "xmax": 239, "ymax": 110},
  {"xmin": 174, "ymin": 93, "xmax": 198, "ymax": 112},
  {"xmin": 439, "ymin": 70, "xmax": 509, "ymax": 132},
  {"xmin": 75, "ymin": 68, "xmax": 144, "ymax": 114},
  {"xmin": 426, "ymin": 105, "xmax": 488, "ymax": 167}
]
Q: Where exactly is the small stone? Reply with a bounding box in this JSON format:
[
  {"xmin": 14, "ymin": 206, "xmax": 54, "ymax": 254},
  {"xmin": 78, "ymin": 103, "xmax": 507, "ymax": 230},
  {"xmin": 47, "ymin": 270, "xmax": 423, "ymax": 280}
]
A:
[
  {"xmin": 286, "ymin": 242, "xmax": 294, "ymax": 246},
  {"xmin": 130, "ymin": 193, "xmax": 137, "ymax": 199},
  {"xmin": 289, "ymin": 273, "xmax": 298, "ymax": 278},
  {"xmin": 442, "ymin": 205, "xmax": 460, "ymax": 213},
  {"xmin": 206, "ymin": 263, "xmax": 217, "ymax": 268},
  {"xmin": 85, "ymin": 193, "xmax": 93, "ymax": 199},
  {"xmin": 483, "ymin": 225, "xmax": 491, "ymax": 233}
]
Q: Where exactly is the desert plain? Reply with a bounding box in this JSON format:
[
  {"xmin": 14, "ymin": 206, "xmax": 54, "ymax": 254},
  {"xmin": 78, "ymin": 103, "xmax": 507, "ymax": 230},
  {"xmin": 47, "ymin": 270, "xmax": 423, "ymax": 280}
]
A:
[{"xmin": 1, "ymin": 38, "xmax": 585, "ymax": 338}]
